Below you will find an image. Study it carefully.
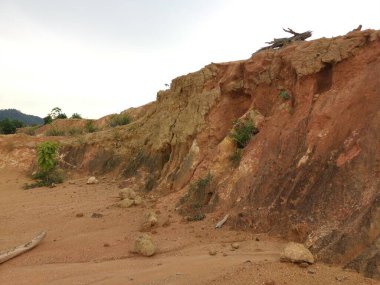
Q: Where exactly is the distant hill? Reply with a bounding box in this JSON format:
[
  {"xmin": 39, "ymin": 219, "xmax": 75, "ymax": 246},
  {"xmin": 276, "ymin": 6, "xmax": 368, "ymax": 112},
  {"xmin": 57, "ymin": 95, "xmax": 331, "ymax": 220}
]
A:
[{"xmin": 0, "ymin": 109, "xmax": 43, "ymax": 125}]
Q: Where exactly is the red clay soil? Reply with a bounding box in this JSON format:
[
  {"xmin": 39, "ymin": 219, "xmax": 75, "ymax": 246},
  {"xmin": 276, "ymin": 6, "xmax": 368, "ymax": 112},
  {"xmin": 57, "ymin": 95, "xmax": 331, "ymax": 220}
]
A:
[{"xmin": 0, "ymin": 168, "xmax": 377, "ymax": 285}]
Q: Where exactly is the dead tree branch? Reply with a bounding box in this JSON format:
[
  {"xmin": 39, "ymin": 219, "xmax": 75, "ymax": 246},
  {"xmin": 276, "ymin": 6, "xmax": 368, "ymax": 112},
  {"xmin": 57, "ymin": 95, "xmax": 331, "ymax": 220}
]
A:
[
  {"xmin": 0, "ymin": 231, "xmax": 46, "ymax": 264},
  {"xmin": 259, "ymin": 28, "xmax": 312, "ymax": 51}
]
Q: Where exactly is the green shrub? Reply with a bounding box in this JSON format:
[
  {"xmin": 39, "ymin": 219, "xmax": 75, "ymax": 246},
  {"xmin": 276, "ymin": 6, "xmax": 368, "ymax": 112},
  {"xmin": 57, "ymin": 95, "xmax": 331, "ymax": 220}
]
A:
[
  {"xmin": 0, "ymin": 118, "xmax": 24, "ymax": 134},
  {"xmin": 108, "ymin": 113, "xmax": 130, "ymax": 127},
  {"xmin": 279, "ymin": 90, "xmax": 290, "ymax": 100},
  {"xmin": 45, "ymin": 128, "xmax": 65, "ymax": 136},
  {"xmin": 230, "ymin": 119, "xmax": 258, "ymax": 149},
  {"xmin": 56, "ymin": 113, "xmax": 67, "ymax": 119},
  {"xmin": 37, "ymin": 141, "xmax": 59, "ymax": 173},
  {"xmin": 84, "ymin": 120, "xmax": 97, "ymax": 133},
  {"xmin": 43, "ymin": 115, "xmax": 53, "ymax": 125},
  {"xmin": 24, "ymin": 141, "xmax": 63, "ymax": 189}
]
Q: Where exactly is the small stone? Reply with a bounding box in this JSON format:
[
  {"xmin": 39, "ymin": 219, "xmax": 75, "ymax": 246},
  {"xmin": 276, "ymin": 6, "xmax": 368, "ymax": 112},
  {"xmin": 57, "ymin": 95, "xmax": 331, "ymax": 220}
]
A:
[
  {"xmin": 76, "ymin": 213, "xmax": 84, "ymax": 218},
  {"xmin": 263, "ymin": 281, "xmax": 275, "ymax": 285},
  {"xmin": 335, "ymin": 276, "xmax": 347, "ymax": 282},
  {"xmin": 141, "ymin": 211, "xmax": 158, "ymax": 231},
  {"xmin": 299, "ymin": 262, "xmax": 310, "ymax": 268},
  {"xmin": 87, "ymin": 176, "xmax": 98, "ymax": 184},
  {"xmin": 103, "ymin": 243, "xmax": 110, "ymax": 247},
  {"xmin": 255, "ymin": 237, "xmax": 260, "ymax": 241},
  {"xmin": 91, "ymin": 213, "xmax": 103, "ymax": 218},
  {"xmin": 117, "ymin": 198, "xmax": 134, "ymax": 208},
  {"xmin": 209, "ymin": 249, "xmax": 217, "ymax": 256},
  {"xmin": 307, "ymin": 268, "xmax": 316, "ymax": 274},
  {"xmin": 231, "ymin": 242, "xmax": 240, "ymax": 249},
  {"xmin": 223, "ymin": 252, "xmax": 228, "ymax": 257}
]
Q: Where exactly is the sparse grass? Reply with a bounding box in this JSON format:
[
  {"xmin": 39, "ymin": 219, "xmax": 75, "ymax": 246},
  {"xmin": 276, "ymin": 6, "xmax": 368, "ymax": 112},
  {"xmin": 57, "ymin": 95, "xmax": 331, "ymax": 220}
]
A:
[
  {"xmin": 45, "ymin": 128, "xmax": 65, "ymax": 136},
  {"xmin": 144, "ymin": 174, "xmax": 155, "ymax": 192},
  {"xmin": 123, "ymin": 149, "xmax": 146, "ymax": 178},
  {"xmin": 229, "ymin": 148, "xmax": 242, "ymax": 167},
  {"xmin": 179, "ymin": 173, "xmax": 213, "ymax": 221},
  {"xmin": 22, "ymin": 126, "xmax": 38, "ymax": 136},
  {"xmin": 108, "ymin": 113, "xmax": 130, "ymax": 127},
  {"xmin": 67, "ymin": 127, "xmax": 83, "ymax": 136},
  {"xmin": 84, "ymin": 120, "xmax": 97, "ymax": 133},
  {"xmin": 24, "ymin": 169, "xmax": 64, "ymax": 189},
  {"xmin": 76, "ymin": 136, "xmax": 86, "ymax": 145},
  {"xmin": 230, "ymin": 119, "xmax": 258, "ymax": 149}
]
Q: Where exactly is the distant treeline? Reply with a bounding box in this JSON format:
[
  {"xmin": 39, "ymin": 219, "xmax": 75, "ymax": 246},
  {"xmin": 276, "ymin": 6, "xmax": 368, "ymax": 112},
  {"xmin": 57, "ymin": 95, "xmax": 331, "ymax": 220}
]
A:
[{"xmin": 0, "ymin": 109, "xmax": 43, "ymax": 125}]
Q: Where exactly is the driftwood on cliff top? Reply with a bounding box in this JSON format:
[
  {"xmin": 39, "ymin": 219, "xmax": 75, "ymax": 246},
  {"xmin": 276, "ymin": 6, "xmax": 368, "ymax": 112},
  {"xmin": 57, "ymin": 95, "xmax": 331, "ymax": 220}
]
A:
[
  {"xmin": 259, "ymin": 28, "xmax": 312, "ymax": 51},
  {"xmin": 0, "ymin": 231, "xmax": 46, "ymax": 264}
]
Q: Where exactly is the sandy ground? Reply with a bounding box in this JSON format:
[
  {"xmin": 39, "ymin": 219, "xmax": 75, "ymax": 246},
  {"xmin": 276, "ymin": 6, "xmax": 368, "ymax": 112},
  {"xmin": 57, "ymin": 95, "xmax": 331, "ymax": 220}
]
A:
[{"xmin": 0, "ymin": 168, "xmax": 378, "ymax": 285}]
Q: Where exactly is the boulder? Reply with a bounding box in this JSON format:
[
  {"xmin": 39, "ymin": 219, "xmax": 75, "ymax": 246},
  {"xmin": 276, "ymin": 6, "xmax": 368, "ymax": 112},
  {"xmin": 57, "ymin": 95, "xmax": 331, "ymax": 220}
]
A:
[
  {"xmin": 280, "ymin": 242, "xmax": 314, "ymax": 264},
  {"xmin": 119, "ymin": 188, "xmax": 136, "ymax": 200},
  {"xmin": 132, "ymin": 234, "xmax": 156, "ymax": 257},
  {"xmin": 117, "ymin": 198, "xmax": 134, "ymax": 208},
  {"xmin": 134, "ymin": 195, "xmax": 143, "ymax": 206}
]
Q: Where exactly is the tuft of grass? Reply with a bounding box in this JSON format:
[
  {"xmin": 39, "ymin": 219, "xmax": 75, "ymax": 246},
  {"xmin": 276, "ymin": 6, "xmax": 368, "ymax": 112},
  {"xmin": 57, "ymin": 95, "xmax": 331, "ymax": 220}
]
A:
[
  {"xmin": 22, "ymin": 126, "xmax": 38, "ymax": 136},
  {"xmin": 279, "ymin": 90, "xmax": 290, "ymax": 100},
  {"xmin": 144, "ymin": 174, "xmax": 155, "ymax": 192},
  {"xmin": 185, "ymin": 212, "xmax": 205, "ymax": 221},
  {"xmin": 108, "ymin": 113, "xmax": 130, "ymax": 127},
  {"xmin": 84, "ymin": 120, "xmax": 97, "ymax": 133},
  {"xmin": 67, "ymin": 127, "xmax": 83, "ymax": 136},
  {"xmin": 229, "ymin": 148, "xmax": 242, "ymax": 167},
  {"xmin": 45, "ymin": 128, "xmax": 65, "ymax": 136},
  {"xmin": 179, "ymin": 173, "xmax": 213, "ymax": 220},
  {"xmin": 230, "ymin": 119, "xmax": 258, "ymax": 149},
  {"xmin": 24, "ymin": 169, "xmax": 64, "ymax": 189},
  {"xmin": 123, "ymin": 149, "xmax": 146, "ymax": 178}
]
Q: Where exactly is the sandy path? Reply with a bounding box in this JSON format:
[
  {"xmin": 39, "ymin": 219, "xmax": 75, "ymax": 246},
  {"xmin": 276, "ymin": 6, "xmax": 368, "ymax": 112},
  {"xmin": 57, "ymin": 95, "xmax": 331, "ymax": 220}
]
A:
[{"xmin": 0, "ymin": 168, "xmax": 377, "ymax": 285}]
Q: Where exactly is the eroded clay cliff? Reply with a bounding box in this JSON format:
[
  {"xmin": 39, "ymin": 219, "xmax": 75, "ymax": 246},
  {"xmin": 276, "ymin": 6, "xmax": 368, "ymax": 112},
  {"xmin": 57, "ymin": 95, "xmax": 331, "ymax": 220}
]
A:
[{"xmin": 1, "ymin": 29, "xmax": 379, "ymax": 278}]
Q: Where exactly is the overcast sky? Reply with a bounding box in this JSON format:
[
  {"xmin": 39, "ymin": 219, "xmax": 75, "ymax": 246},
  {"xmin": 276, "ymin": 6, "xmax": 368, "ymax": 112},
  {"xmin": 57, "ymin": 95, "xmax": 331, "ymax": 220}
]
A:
[{"xmin": 0, "ymin": 0, "xmax": 379, "ymax": 119}]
